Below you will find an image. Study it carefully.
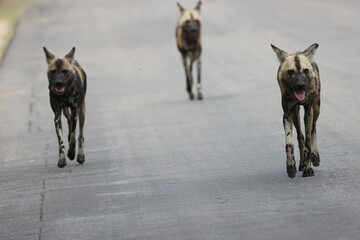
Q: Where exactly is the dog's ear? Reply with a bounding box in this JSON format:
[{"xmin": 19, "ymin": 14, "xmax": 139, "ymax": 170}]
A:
[
  {"xmin": 65, "ymin": 47, "xmax": 76, "ymax": 61},
  {"xmin": 271, "ymin": 44, "xmax": 288, "ymax": 63},
  {"xmin": 302, "ymin": 43, "xmax": 319, "ymax": 61},
  {"xmin": 177, "ymin": 2, "xmax": 185, "ymax": 13},
  {"xmin": 43, "ymin": 47, "xmax": 55, "ymax": 64},
  {"xmin": 194, "ymin": 1, "xmax": 202, "ymax": 11}
]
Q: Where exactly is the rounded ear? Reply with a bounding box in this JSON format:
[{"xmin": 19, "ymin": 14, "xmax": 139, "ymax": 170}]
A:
[
  {"xmin": 271, "ymin": 44, "xmax": 288, "ymax": 63},
  {"xmin": 302, "ymin": 43, "xmax": 319, "ymax": 61},
  {"xmin": 177, "ymin": 2, "xmax": 185, "ymax": 13},
  {"xmin": 43, "ymin": 47, "xmax": 55, "ymax": 64},
  {"xmin": 194, "ymin": 1, "xmax": 202, "ymax": 11},
  {"xmin": 65, "ymin": 47, "xmax": 76, "ymax": 61}
]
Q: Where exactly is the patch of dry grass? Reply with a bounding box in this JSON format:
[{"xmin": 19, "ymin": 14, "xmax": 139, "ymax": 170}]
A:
[{"xmin": 0, "ymin": 0, "xmax": 27, "ymax": 64}]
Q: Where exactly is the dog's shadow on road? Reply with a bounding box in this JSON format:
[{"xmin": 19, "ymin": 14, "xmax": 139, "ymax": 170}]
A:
[{"xmin": 165, "ymin": 93, "xmax": 237, "ymax": 106}]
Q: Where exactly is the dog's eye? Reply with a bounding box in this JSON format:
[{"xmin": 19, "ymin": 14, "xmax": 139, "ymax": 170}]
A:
[
  {"xmin": 287, "ymin": 69, "xmax": 295, "ymax": 76},
  {"xmin": 49, "ymin": 70, "xmax": 56, "ymax": 76},
  {"xmin": 61, "ymin": 70, "xmax": 69, "ymax": 75},
  {"xmin": 303, "ymin": 68, "xmax": 310, "ymax": 75}
]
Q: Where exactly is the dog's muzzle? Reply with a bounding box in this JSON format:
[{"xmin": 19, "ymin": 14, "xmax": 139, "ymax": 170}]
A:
[
  {"xmin": 184, "ymin": 21, "xmax": 200, "ymax": 41},
  {"xmin": 293, "ymin": 74, "xmax": 308, "ymax": 101},
  {"xmin": 54, "ymin": 81, "xmax": 66, "ymax": 94}
]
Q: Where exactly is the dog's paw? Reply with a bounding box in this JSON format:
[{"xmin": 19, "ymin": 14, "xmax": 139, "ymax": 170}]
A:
[
  {"xmin": 76, "ymin": 154, "xmax": 85, "ymax": 164},
  {"xmin": 197, "ymin": 92, "xmax": 203, "ymax": 100},
  {"xmin": 67, "ymin": 148, "xmax": 76, "ymax": 160},
  {"xmin": 299, "ymin": 161, "xmax": 305, "ymax": 171},
  {"xmin": 189, "ymin": 93, "xmax": 195, "ymax": 101},
  {"xmin": 311, "ymin": 152, "xmax": 320, "ymax": 167},
  {"xmin": 287, "ymin": 165, "xmax": 297, "ymax": 178},
  {"xmin": 57, "ymin": 158, "xmax": 67, "ymax": 168},
  {"xmin": 302, "ymin": 167, "xmax": 314, "ymax": 177}
]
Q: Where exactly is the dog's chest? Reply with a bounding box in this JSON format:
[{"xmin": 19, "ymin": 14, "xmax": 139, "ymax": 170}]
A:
[
  {"xmin": 67, "ymin": 96, "xmax": 78, "ymax": 107},
  {"xmin": 51, "ymin": 91, "xmax": 81, "ymax": 109}
]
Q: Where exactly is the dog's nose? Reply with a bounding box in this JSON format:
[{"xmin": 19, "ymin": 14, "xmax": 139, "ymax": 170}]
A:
[
  {"xmin": 295, "ymin": 82, "xmax": 306, "ymax": 91},
  {"xmin": 55, "ymin": 81, "xmax": 63, "ymax": 87}
]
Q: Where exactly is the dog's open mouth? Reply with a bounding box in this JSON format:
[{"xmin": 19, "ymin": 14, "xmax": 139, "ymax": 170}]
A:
[
  {"xmin": 55, "ymin": 86, "xmax": 65, "ymax": 94},
  {"xmin": 294, "ymin": 90, "xmax": 306, "ymax": 101}
]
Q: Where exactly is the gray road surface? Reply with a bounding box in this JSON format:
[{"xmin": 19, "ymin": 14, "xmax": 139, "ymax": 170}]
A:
[{"xmin": 1, "ymin": 0, "xmax": 360, "ymax": 239}]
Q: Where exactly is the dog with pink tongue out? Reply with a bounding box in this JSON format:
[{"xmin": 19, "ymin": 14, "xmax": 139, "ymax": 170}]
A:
[{"xmin": 271, "ymin": 43, "xmax": 321, "ymax": 178}]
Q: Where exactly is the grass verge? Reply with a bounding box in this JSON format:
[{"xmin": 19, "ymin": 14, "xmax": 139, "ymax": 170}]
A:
[{"xmin": 0, "ymin": 0, "xmax": 28, "ymax": 65}]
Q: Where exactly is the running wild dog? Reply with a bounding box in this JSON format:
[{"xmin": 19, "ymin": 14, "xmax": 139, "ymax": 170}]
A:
[
  {"xmin": 176, "ymin": 1, "xmax": 203, "ymax": 100},
  {"xmin": 43, "ymin": 47, "xmax": 87, "ymax": 168},
  {"xmin": 271, "ymin": 43, "xmax": 321, "ymax": 178}
]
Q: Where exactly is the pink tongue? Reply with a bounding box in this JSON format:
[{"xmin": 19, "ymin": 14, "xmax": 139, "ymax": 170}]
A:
[
  {"xmin": 56, "ymin": 87, "xmax": 65, "ymax": 92},
  {"xmin": 294, "ymin": 91, "xmax": 305, "ymax": 101}
]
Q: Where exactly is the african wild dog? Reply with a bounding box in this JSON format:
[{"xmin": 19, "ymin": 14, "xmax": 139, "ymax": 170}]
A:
[
  {"xmin": 176, "ymin": 1, "xmax": 203, "ymax": 100},
  {"xmin": 43, "ymin": 47, "xmax": 87, "ymax": 168},
  {"xmin": 271, "ymin": 43, "xmax": 321, "ymax": 178}
]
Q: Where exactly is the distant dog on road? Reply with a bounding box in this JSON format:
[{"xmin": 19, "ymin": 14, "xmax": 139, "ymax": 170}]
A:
[
  {"xmin": 271, "ymin": 43, "xmax": 321, "ymax": 178},
  {"xmin": 176, "ymin": 1, "xmax": 203, "ymax": 100},
  {"xmin": 43, "ymin": 47, "xmax": 87, "ymax": 168}
]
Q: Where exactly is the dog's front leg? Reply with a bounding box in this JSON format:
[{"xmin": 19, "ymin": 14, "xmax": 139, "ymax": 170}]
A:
[
  {"xmin": 76, "ymin": 102, "xmax": 86, "ymax": 164},
  {"xmin": 67, "ymin": 107, "xmax": 78, "ymax": 161},
  {"xmin": 283, "ymin": 112, "xmax": 296, "ymax": 178},
  {"xmin": 292, "ymin": 105, "xmax": 305, "ymax": 171},
  {"xmin": 196, "ymin": 59, "xmax": 203, "ymax": 100},
  {"xmin": 63, "ymin": 107, "xmax": 72, "ymax": 151},
  {"xmin": 303, "ymin": 105, "xmax": 314, "ymax": 177},
  {"xmin": 54, "ymin": 109, "xmax": 66, "ymax": 168},
  {"xmin": 310, "ymin": 100, "xmax": 320, "ymax": 167},
  {"xmin": 182, "ymin": 54, "xmax": 194, "ymax": 100}
]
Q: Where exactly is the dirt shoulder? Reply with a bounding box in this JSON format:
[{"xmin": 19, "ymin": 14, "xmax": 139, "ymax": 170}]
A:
[{"xmin": 0, "ymin": 0, "xmax": 28, "ymax": 65}]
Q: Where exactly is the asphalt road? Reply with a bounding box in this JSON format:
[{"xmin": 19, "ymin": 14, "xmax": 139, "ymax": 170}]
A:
[{"xmin": 1, "ymin": 0, "xmax": 360, "ymax": 239}]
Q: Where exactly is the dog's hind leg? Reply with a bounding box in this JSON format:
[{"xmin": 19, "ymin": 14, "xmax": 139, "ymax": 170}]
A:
[
  {"xmin": 54, "ymin": 109, "xmax": 66, "ymax": 168},
  {"xmin": 76, "ymin": 102, "xmax": 85, "ymax": 164},
  {"xmin": 196, "ymin": 59, "xmax": 203, "ymax": 100},
  {"xmin": 292, "ymin": 106, "xmax": 305, "ymax": 171},
  {"xmin": 302, "ymin": 105, "xmax": 315, "ymax": 177},
  {"xmin": 182, "ymin": 55, "xmax": 194, "ymax": 100},
  {"xmin": 66, "ymin": 107, "xmax": 78, "ymax": 161}
]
